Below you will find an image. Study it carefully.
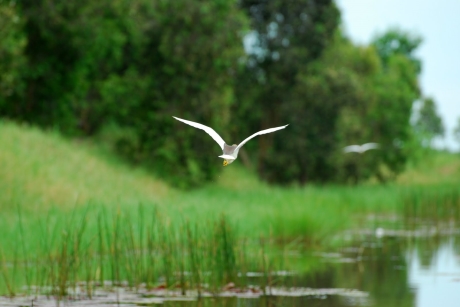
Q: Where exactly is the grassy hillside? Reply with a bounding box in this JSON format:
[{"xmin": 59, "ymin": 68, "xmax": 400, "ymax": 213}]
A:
[
  {"xmin": 0, "ymin": 121, "xmax": 170, "ymax": 212},
  {"xmin": 1, "ymin": 119, "xmax": 459, "ymax": 240}
]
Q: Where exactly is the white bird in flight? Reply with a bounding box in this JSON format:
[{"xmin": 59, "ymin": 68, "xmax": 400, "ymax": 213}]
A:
[
  {"xmin": 343, "ymin": 143, "xmax": 379, "ymax": 154},
  {"xmin": 173, "ymin": 116, "xmax": 288, "ymax": 166}
]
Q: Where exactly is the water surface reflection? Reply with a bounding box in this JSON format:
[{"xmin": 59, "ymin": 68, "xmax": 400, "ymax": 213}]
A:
[
  {"xmin": 2, "ymin": 227, "xmax": 459, "ymax": 307},
  {"xmin": 408, "ymin": 237, "xmax": 460, "ymax": 307},
  {"xmin": 160, "ymin": 229, "xmax": 460, "ymax": 307}
]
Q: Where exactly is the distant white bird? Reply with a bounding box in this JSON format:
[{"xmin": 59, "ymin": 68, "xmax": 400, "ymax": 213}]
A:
[
  {"xmin": 173, "ymin": 116, "xmax": 288, "ymax": 166},
  {"xmin": 375, "ymin": 227, "xmax": 385, "ymax": 238},
  {"xmin": 343, "ymin": 143, "xmax": 379, "ymax": 154}
]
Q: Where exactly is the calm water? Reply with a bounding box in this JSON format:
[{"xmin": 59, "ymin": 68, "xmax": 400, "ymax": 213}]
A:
[
  {"xmin": 408, "ymin": 237, "xmax": 460, "ymax": 307},
  {"xmin": 2, "ymin": 223, "xmax": 459, "ymax": 307},
  {"xmin": 163, "ymin": 228, "xmax": 460, "ymax": 307}
]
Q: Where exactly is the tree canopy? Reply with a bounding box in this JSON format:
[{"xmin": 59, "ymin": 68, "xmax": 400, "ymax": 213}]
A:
[
  {"xmin": 0, "ymin": 0, "xmax": 433, "ymax": 187},
  {"xmin": 371, "ymin": 27, "xmax": 423, "ymax": 74},
  {"xmin": 454, "ymin": 117, "xmax": 460, "ymax": 146},
  {"xmin": 413, "ymin": 97, "xmax": 445, "ymax": 146}
]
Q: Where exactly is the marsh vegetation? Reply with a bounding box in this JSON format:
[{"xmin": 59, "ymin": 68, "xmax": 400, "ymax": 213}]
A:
[{"xmin": 0, "ymin": 121, "xmax": 459, "ymax": 306}]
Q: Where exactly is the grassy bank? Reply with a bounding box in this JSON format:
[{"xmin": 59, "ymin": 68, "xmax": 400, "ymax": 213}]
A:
[{"xmin": 1, "ymin": 120, "xmax": 460, "ymax": 237}]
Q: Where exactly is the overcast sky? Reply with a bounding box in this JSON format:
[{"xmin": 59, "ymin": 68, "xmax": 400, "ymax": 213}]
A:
[{"xmin": 336, "ymin": 0, "xmax": 460, "ymax": 151}]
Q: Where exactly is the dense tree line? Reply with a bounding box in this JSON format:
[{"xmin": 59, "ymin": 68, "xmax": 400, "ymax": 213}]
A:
[{"xmin": 0, "ymin": 0, "xmax": 433, "ymax": 187}]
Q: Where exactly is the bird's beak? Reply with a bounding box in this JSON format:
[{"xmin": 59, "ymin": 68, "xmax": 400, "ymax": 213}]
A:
[{"xmin": 223, "ymin": 160, "xmax": 228, "ymax": 166}]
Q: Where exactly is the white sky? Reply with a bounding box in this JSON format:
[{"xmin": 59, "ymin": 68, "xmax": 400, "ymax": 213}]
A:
[{"xmin": 336, "ymin": 0, "xmax": 460, "ymax": 151}]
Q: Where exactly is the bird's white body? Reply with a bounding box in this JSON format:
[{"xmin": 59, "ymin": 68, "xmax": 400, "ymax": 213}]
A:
[
  {"xmin": 173, "ymin": 116, "xmax": 288, "ymax": 166},
  {"xmin": 343, "ymin": 143, "xmax": 379, "ymax": 154}
]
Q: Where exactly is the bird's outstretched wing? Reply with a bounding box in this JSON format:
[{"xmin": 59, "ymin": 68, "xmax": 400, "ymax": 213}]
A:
[
  {"xmin": 173, "ymin": 116, "xmax": 226, "ymax": 150},
  {"xmin": 361, "ymin": 142, "xmax": 379, "ymax": 152},
  {"xmin": 235, "ymin": 125, "xmax": 289, "ymax": 151},
  {"xmin": 343, "ymin": 145, "xmax": 361, "ymax": 153}
]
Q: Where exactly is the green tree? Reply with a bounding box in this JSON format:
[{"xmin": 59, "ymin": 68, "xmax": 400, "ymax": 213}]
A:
[
  {"xmin": 238, "ymin": 26, "xmax": 420, "ymax": 184},
  {"xmin": 235, "ymin": 0, "xmax": 341, "ymax": 183},
  {"xmin": 323, "ymin": 35, "xmax": 419, "ymax": 184},
  {"xmin": 0, "ymin": 1, "xmax": 26, "ymax": 111},
  {"xmin": 3, "ymin": 0, "xmax": 248, "ymax": 188},
  {"xmin": 110, "ymin": 0, "xmax": 248, "ymax": 187},
  {"xmin": 262, "ymin": 39, "xmax": 367, "ymax": 183},
  {"xmin": 235, "ymin": 7, "xmax": 421, "ymax": 185},
  {"xmin": 371, "ymin": 27, "xmax": 423, "ymax": 74},
  {"xmin": 365, "ymin": 29, "xmax": 422, "ymax": 182},
  {"xmin": 9, "ymin": 0, "xmax": 130, "ymax": 132},
  {"xmin": 413, "ymin": 97, "xmax": 445, "ymax": 146},
  {"xmin": 325, "ymin": 38, "xmax": 385, "ymax": 183},
  {"xmin": 369, "ymin": 54, "xmax": 420, "ymax": 181},
  {"xmin": 454, "ymin": 117, "xmax": 460, "ymax": 147}
]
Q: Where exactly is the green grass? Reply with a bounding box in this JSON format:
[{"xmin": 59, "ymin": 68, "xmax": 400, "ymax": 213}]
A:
[
  {"xmin": 1, "ymin": 119, "xmax": 459, "ymax": 239},
  {"xmin": 397, "ymin": 149, "xmax": 460, "ymax": 185},
  {"xmin": 0, "ymin": 121, "xmax": 169, "ymax": 214},
  {"xmin": 0, "ymin": 119, "xmax": 459, "ymax": 296},
  {"xmin": 1, "ymin": 206, "xmax": 279, "ymax": 298}
]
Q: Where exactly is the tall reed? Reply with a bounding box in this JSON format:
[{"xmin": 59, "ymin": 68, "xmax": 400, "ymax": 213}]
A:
[
  {"xmin": 402, "ymin": 185, "xmax": 460, "ymax": 222},
  {"xmin": 0, "ymin": 205, "xmax": 279, "ymax": 299}
]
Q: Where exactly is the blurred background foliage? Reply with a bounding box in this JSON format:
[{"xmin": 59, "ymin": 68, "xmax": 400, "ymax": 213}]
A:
[{"xmin": 0, "ymin": 0, "xmax": 448, "ymax": 188}]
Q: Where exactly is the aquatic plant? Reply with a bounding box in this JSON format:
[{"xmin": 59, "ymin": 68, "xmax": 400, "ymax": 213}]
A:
[{"xmin": 0, "ymin": 206, "xmax": 282, "ymax": 299}]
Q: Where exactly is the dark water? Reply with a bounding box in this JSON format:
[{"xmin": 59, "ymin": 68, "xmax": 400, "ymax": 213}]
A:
[
  {"xmin": 160, "ymin": 228, "xmax": 460, "ymax": 307},
  {"xmin": 2, "ymin": 224, "xmax": 459, "ymax": 307}
]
